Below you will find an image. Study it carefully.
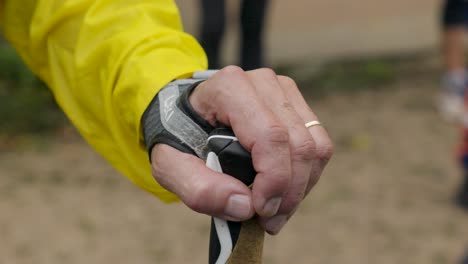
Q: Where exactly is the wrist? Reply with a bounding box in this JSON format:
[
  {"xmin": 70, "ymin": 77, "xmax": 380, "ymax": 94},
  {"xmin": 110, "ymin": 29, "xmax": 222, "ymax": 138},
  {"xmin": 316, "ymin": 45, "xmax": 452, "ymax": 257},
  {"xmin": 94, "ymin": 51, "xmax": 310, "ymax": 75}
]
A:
[{"xmin": 142, "ymin": 71, "xmax": 218, "ymax": 160}]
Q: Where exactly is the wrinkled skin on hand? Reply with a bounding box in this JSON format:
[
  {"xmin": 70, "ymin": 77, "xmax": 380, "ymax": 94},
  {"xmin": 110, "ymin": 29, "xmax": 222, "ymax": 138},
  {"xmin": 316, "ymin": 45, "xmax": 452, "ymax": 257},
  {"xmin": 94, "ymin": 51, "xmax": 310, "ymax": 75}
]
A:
[{"xmin": 151, "ymin": 66, "xmax": 334, "ymax": 235}]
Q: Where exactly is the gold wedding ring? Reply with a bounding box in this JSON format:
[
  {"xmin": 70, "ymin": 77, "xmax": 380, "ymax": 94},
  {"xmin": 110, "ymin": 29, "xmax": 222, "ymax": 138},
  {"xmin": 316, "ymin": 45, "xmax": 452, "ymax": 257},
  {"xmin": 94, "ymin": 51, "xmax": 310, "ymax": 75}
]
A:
[{"xmin": 305, "ymin": 120, "xmax": 321, "ymax": 128}]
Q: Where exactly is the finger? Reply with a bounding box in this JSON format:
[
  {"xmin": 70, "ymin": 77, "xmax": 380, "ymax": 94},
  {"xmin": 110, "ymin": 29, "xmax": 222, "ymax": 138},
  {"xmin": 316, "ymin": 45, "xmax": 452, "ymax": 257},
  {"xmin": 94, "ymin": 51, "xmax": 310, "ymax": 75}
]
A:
[
  {"xmin": 278, "ymin": 76, "xmax": 334, "ymax": 195},
  {"xmin": 190, "ymin": 66, "xmax": 291, "ymax": 218},
  {"xmin": 247, "ymin": 69, "xmax": 316, "ymax": 234},
  {"xmin": 151, "ymin": 144, "xmax": 255, "ymax": 221}
]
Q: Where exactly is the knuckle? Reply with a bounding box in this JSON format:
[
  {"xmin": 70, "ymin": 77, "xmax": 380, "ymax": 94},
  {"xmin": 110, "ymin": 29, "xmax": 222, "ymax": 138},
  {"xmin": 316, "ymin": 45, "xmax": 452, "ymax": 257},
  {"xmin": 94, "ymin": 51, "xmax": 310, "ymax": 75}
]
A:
[
  {"xmin": 216, "ymin": 65, "xmax": 250, "ymax": 95},
  {"xmin": 278, "ymin": 75, "xmax": 297, "ymax": 87},
  {"xmin": 256, "ymin": 68, "xmax": 278, "ymax": 80},
  {"xmin": 316, "ymin": 140, "xmax": 334, "ymax": 161},
  {"xmin": 219, "ymin": 65, "xmax": 245, "ymax": 78},
  {"xmin": 291, "ymin": 138, "xmax": 316, "ymax": 161}
]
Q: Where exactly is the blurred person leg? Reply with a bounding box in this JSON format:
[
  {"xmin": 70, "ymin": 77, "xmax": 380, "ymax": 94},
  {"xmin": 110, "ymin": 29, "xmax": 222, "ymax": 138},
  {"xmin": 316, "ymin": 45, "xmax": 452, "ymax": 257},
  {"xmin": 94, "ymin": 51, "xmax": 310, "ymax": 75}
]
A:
[
  {"xmin": 199, "ymin": 0, "xmax": 226, "ymax": 69},
  {"xmin": 439, "ymin": 0, "xmax": 467, "ymax": 123},
  {"xmin": 458, "ymin": 129, "xmax": 468, "ymax": 208},
  {"xmin": 447, "ymin": 0, "xmax": 468, "ymax": 209},
  {"xmin": 239, "ymin": 0, "xmax": 270, "ymax": 70},
  {"xmin": 461, "ymin": 252, "xmax": 468, "ymax": 264}
]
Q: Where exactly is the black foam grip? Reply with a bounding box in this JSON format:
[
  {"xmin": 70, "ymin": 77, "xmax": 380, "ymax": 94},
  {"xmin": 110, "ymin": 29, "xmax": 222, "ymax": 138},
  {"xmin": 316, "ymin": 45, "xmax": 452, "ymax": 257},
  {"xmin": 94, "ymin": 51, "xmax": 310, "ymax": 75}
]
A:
[{"xmin": 207, "ymin": 128, "xmax": 257, "ymax": 264}]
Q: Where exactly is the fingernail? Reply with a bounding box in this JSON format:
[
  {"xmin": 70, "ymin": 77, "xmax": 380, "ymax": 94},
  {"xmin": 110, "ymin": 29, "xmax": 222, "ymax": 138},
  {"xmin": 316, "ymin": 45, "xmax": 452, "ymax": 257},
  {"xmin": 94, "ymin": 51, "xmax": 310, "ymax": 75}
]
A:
[
  {"xmin": 262, "ymin": 197, "xmax": 282, "ymax": 217},
  {"xmin": 225, "ymin": 194, "xmax": 252, "ymax": 220},
  {"xmin": 265, "ymin": 214, "xmax": 288, "ymax": 235}
]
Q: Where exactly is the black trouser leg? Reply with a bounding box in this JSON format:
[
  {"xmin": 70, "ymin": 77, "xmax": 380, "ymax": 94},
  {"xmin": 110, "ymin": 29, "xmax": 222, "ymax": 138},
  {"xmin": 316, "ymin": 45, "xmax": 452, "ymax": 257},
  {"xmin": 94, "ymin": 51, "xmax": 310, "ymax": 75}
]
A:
[
  {"xmin": 456, "ymin": 170, "xmax": 468, "ymax": 209},
  {"xmin": 441, "ymin": 0, "xmax": 468, "ymax": 28},
  {"xmin": 199, "ymin": 0, "xmax": 226, "ymax": 69},
  {"xmin": 461, "ymin": 252, "xmax": 468, "ymax": 264},
  {"xmin": 240, "ymin": 0, "xmax": 269, "ymax": 70}
]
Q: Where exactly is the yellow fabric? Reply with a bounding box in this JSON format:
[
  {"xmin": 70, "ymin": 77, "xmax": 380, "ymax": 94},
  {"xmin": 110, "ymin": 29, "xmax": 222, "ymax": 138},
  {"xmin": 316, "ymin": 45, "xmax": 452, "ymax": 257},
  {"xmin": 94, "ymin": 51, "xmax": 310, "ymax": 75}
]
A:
[{"xmin": 0, "ymin": 0, "xmax": 207, "ymax": 202}]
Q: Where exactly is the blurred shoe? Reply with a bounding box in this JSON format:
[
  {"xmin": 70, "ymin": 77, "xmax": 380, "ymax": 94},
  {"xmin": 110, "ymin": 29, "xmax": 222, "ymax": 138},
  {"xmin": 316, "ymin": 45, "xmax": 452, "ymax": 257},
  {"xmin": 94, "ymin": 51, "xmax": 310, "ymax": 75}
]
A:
[
  {"xmin": 455, "ymin": 171, "xmax": 468, "ymax": 210},
  {"xmin": 461, "ymin": 253, "xmax": 468, "ymax": 264},
  {"xmin": 438, "ymin": 70, "xmax": 467, "ymax": 124}
]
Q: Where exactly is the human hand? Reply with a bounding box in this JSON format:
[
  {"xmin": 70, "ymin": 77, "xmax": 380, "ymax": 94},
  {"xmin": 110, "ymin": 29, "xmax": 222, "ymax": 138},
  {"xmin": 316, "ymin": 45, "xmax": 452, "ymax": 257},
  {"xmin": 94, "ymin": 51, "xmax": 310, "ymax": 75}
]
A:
[{"xmin": 150, "ymin": 66, "xmax": 333, "ymax": 235}]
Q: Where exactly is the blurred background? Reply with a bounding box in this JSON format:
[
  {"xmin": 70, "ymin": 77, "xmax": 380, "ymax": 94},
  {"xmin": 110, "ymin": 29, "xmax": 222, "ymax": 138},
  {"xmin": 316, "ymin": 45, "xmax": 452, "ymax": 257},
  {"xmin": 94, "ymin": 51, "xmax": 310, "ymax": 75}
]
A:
[{"xmin": 1, "ymin": 0, "xmax": 468, "ymax": 263}]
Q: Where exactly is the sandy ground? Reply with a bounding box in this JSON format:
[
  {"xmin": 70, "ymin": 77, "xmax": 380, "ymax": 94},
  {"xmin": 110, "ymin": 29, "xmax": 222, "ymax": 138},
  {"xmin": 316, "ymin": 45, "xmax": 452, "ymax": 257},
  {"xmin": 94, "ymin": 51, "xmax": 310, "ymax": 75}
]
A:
[
  {"xmin": 175, "ymin": 0, "xmax": 441, "ymax": 64},
  {"xmin": 0, "ymin": 68, "xmax": 467, "ymax": 263},
  {"xmin": 2, "ymin": 1, "xmax": 468, "ymax": 263}
]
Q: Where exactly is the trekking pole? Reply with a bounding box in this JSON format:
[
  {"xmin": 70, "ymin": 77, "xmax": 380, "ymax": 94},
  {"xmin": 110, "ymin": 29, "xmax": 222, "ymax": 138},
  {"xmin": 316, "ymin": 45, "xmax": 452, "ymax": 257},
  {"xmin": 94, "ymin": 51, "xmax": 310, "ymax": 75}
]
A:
[{"xmin": 206, "ymin": 128, "xmax": 265, "ymax": 264}]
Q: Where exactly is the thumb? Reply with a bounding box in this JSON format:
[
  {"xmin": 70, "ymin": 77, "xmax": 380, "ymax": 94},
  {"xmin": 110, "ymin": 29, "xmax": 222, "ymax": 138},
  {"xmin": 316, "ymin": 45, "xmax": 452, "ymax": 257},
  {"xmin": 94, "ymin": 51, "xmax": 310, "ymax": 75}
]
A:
[{"xmin": 151, "ymin": 144, "xmax": 255, "ymax": 221}]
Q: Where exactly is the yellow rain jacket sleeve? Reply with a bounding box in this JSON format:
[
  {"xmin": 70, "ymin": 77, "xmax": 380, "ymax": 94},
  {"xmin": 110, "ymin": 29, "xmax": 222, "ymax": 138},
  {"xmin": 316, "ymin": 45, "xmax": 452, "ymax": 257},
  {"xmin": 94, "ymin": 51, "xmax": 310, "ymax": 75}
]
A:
[{"xmin": 0, "ymin": 0, "xmax": 208, "ymax": 202}]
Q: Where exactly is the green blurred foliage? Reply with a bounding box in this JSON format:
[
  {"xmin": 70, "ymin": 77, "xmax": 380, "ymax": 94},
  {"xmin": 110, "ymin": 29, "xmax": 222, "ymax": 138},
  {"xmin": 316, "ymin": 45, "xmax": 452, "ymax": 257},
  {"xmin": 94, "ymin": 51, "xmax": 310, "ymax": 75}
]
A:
[
  {"xmin": 0, "ymin": 44, "xmax": 66, "ymax": 136},
  {"xmin": 312, "ymin": 59, "xmax": 397, "ymax": 94},
  {"xmin": 275, "ymin": 55, "xmax": 411, "ymax": 98}
]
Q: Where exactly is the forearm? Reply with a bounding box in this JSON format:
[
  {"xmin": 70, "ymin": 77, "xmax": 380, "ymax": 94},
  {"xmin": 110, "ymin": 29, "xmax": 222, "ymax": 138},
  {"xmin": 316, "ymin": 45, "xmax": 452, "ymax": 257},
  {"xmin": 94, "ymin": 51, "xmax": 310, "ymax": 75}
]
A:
[{"xmin": 0, "ymin": 0, "xmax": 207, "ymax": 201}]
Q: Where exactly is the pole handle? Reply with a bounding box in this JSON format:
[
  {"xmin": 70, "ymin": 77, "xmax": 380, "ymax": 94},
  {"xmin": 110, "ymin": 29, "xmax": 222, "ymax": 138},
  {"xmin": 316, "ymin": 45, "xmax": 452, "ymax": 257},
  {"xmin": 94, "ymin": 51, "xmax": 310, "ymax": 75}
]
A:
[{"xmin": 206, "ymin": 128, "xmax": 264, "ymax": 264}]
